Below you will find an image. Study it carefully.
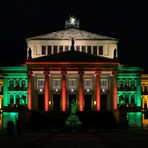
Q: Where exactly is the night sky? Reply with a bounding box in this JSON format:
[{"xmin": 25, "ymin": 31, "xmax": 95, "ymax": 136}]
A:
[{"xmin": 0, "ymin": 0, "xmax": 148, "ymax": 72}]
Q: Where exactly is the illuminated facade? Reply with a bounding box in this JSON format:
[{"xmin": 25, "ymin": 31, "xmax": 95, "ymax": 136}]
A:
[
  {"xmin": 141, "ymin": 74, "xmax": 148, "ymax": 128},
  {"xmin": 0, "ymin": 74, "xmax": 3, "ymax": 129},
  {"xmin": 0, "ymin": 16, "xmax": 146, "ymax": 128},
  {"xmin": 0, "ymin": 66, "xmax": 28, "ymax": 110}
]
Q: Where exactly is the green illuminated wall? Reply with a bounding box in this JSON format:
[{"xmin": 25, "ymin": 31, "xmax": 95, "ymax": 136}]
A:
[
  {"xmin": 0, "ymin": 66, "xmax": 28, "ymax": 108},
  {"xmin": 2, "ymin": 112, "xmax": 18, "ymax": 128},
  {"xmin": 117, "ymin": 66, "xmax": 142, "ymax": 107},
  {"xmin": 127, "ymin": 112, "xmax": 142, "ymax": 127}
]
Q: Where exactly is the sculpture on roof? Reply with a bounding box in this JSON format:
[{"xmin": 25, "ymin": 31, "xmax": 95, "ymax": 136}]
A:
[
  {"xmin": 65, "ymin": 15, "xmax": 80, "ymax": 28},
  {"xmin": 113, "ymin": 48, "xmax": 118, "ymax": 60},
  {"xmin": 27, "ymin": 48, "xmax": 32, "ymax": 60}
]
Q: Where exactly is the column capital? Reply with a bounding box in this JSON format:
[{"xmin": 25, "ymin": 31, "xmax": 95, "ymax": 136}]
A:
[
  {"xmin": 61, "ymin": 70, "xmax": 67, "ymax": 75},
  {"xmin": 78, "ymin": 70, "xmax": 84, "ymax": 75},
  {"xmin": 44, "ymin": 70, "xmax": 50, "ymax": 76},
  {"xmin": 95, "ymin": 70, "xmax": 101, "ymax": 76},
  {"xmin": 112, "ymin": 70, "xmax": 118, "ymax": 77},
  {"xmin": 28, "ymin": 70, "xmax": 32, "ymax": 76}
]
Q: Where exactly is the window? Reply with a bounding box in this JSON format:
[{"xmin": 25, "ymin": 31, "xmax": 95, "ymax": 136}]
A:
[
  {"xmin": 87, "ymin": 46, "xmax": 91, "ymax": 54},
  {"xmin": 59, "ymin": 46, "xmax": 63, "ymax": 53},
  {"xmin": 16, "ymin": 94, "xmax": 20, "ymax": 105},
  {"xmin": 10, "ymin": 94, "xmax": 14, "ymax": 104},
  {"xmin": 131, "ymin": 95, "xmax": 135, "ymax": 104},
  {"xmin": 99, "ymin": 46, "xmax": 103, "ymax": 55},
  {"xmin": 82, "ymin": 46, "xmax": 86, "ymax": 52},
  {"xmin": 15, "ymin": 80, "xmax": 20, "ymax": 90},
  {"xmin": 144, "ymin": 86, "xmax": 147, "ymax": 93},
  {"xmin": 10, "ymin": 80, "xmax": 14, "ymax": 87},
  {"xmin": 84, "ymin": 79, "xmax": 92, "ymax": 91},
  {"xmin": 42, "ymin": 46, "xmax": 46, "ymax": 55},
  {"xmin": 47, "ymin": 46, "xmax": 52, "ymax": 55},
  {"xmin": 9, "ymin": 80, "xmax": 14, "ymax": 90},
  {"xmin": 100, "ymin": 79, "xmax": 108, "ymax": 91},
  {"xmin": 37, "ymin": 79, "xmax": 45, "ymax": 92},
  {"xmin": 21, "ymin": 95, "xmax": 26, "ymax": 105},
  {"xmin": 69, "ymin": 79, "xmax": 76, "ymax": 91},
  {"xmin": 53, "ymin": 79, "xmax": 61, "ymax": 91},
  {"xmin": 93, "ymin": 46, "xmax": 97, "ymax": 55},
  {"xmin": 22, "ymin": 80, "xmax": 26, "ymax": 90},
  {"xmin": 76, "ymin": 46, "xmax": 80, "ymax": 51},
  {"xmin": 53, "ymin": 46, "xmax": 58, "ymax": 54},
  {"xmin": 118, "ymin": 81, "xmax": 123, "ymax": 90},
  {"xmin": 65, "ymin": 46, "xmax": 69, "ymax": 51},
  {"xmin": 125, "ymin": 94, "xmax": 129, "ymax": 104},
  {"xmin": 144, "ymin": 101, "xmax": 147, "ymax": 109}
]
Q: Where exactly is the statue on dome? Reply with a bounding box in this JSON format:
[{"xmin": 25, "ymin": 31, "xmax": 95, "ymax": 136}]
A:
[{"xmin": 65, "ymin": 15, "xmax": 80, "ymax": 28}]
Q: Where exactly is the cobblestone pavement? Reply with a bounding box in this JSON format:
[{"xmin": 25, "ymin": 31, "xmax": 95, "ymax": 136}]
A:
[{"xmin": 1, "ymin": 128, "xmax": 148, "ymax": 148}]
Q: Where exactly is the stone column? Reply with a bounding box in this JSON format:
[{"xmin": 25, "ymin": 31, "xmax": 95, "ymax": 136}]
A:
[
  {"xmin": 44, "ymin": 70, "xmax": 50, "ymax": 111},
  {"xmin": 113, "ymin": 71, "xmax": 118, "ymax": 110},
  {"xmin": 95, "ymin": 70, "xmax": 101, "ymax": 111},
  {"xmin": 28, "ymin": 70, "xmax": 32, "ymax": 110},
  {"xmin": 79, "ymin": 70, "xmax": 84, "ymax": 111},
  {"xmin": 61, "ymin": 70, "xmax": 67, "ymax": 111}
]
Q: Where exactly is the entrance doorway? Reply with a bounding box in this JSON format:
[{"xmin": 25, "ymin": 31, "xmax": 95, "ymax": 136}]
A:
[
  {"xmin": 84, "ymin": 94, "xmax": 92, "ymax": 111},
  {"xmin": 53, "ymin": 94, "xmax": 61, "ymax": 112},
  {"xmin": 68, "ymin": 94, "xmax": 76, "ymax": 112},
  {"xmin": 38, "ymin": 94, "xmax": 45, "ymax": 112},
  {"xmin": 100, "ymin": 94, "xmax": 107, "ymax": 111}
]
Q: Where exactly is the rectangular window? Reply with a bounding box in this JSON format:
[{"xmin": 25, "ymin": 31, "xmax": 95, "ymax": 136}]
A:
[
  {"xmin": 59, "ymin": 46, "xmax": 63, "ymax": 53},
  {"xmin": 9, "ymin": 80, "xmax": 14, "ymax": 90},
  {"xmin": 99, "ymin": 46, "xmax": 103, "ymax": 55},
  {"xmin": 10, "ymin": 94, "xmax": 14, "ymax": 104},
  {"xmin": 53, "ymin": 79, "xmax": 61, "ymax": 91},
  {"xmin": 65, "ymin": 46, "xmax": 69, "ymax": 51},
  {"xmin": 16, "ymin": 94, "xmax": 20, "ymax": 104},
  {"xmin": 69, "ymin": 79, "xmax": 76, "ymax": 91},
  {"xmin": 131, "ymin": 95, "xmax": 135, "ymax": 104},
  {"xmin": 125, "ymin": 94, "xmax": 129, "ymax": 104},
  {"xmin": 76, "ymin": 46, "xmax": 80, "ymax": 51},
  {"xmin": 100, "ymin": 79, "xmax": 108, "ymax": 91},
  {"xmin": 15, "ymin": 80, "xmax": 20, "ymax": 90},
  {"xmin": 47, "ymin": 46, "xmax": 52, "ymax": 55},
  {"xmin": 37, "ymin": 79, "xmax": 45, "ymax": 92},
  {"xmin": 87, "ymin": 46, "xmax": 91, "ymax": 54},
  {"xmin": 93, "ymin": 46, "xmax": 97, "ymax": 55},
  {"xmin": 42, "ymin": 46, "xmax": 46, "ymax": 55},
  {"xmin": 84, "ymin": 79, "xmax": 92, "ymax": 91},
  {"xmin": 22, "ymin": 80, "xmax": 26, "ymax": 90},
  {"xmin": 53, "ymin": 46, "xmax": 58, "ymax": 54},
  {"xmin": 82, "ymin": 46, "xmax": 86, "ymax": 52}
]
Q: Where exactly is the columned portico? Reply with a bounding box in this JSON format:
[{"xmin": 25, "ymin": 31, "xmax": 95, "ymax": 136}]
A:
[
  {"xmin": 61, "ymin": 70, "xmax": 67, "ymax": 111},
  {"xmin": 44, "ymin": 70, "xmax": 50, "ymax": 111},
  {"xmin": 95, "ymin": 70, "xmax": 101, "ymax": 111},
  {"xmin": 79, "ymin": 70, "xmax": 84, "ymax": 111},
  {"xmin": 28, "ymin": 70, "xmax": 32, "ymax": 110}
]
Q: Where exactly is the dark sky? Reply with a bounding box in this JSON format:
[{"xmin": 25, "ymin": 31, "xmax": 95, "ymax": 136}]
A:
[{"xmin": 0, "ymin": 0, "xmax": 148, "ymax": 71}]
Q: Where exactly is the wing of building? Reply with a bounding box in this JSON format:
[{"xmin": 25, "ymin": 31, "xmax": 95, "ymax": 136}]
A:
[{"xmin": 0, "ymin": 16, "xmax": 147, "ymax": 129}]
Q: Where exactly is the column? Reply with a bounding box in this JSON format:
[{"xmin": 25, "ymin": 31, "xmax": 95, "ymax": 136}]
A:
[
  {"xmin": 61, "ymin": 70, "xmax": 67, "ymax": 111},
  {"xmin": 79, "ymin": 70, "xmax": 84, "ymax": 111},
  {"xmin": 95, "ymin": 70, "xmax": 101, "ymax": 111},
  {"xmin": 44, "ymin": 70, "xmax": 50, "ymax": 111},
  {"xmin": 113, "ymin": 71, "xmax": 118, "ymax": 110},
  {"xmin": 28, "ymin": 70, "xmax": 32, "ymax": 110}
]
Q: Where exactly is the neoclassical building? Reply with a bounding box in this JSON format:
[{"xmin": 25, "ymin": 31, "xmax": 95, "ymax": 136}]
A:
[{"xmin": 0, "ymin": 16, "xmax": 147, "ymax": 128}]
